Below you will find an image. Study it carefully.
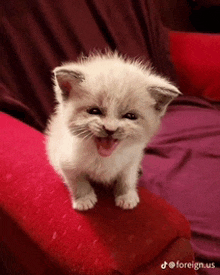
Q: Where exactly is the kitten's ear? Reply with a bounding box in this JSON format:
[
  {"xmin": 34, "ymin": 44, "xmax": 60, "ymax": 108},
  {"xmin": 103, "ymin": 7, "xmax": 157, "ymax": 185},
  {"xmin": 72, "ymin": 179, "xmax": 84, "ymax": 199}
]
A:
[
  {"xmin": 149, "ymin": 84, "xmax": 181, "ymax": 116},
  {"xmin": 53, "ymin": 68, "xmax": 85, "ymax": 102}
]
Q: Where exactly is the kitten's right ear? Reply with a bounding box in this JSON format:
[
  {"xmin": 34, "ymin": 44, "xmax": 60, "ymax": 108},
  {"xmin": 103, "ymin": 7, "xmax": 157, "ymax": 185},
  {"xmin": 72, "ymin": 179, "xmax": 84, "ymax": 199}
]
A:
[{"xmin": 53, "ymin": 68, "xmax": 85, "ymax": 102}]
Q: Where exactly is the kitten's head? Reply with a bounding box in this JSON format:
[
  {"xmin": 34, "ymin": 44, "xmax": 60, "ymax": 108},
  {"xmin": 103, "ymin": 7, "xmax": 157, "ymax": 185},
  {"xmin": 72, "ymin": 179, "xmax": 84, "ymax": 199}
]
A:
[{"xmin": 53, "ymin": 52, "xmax": 181, "ymax": 157}]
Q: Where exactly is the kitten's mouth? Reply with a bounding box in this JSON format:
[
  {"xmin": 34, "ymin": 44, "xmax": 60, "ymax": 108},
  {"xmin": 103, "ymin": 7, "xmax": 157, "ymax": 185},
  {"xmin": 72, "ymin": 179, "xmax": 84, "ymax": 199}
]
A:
[{"xmin": 94, "ymin": 137, "xmax": 119, "ymax": 157}]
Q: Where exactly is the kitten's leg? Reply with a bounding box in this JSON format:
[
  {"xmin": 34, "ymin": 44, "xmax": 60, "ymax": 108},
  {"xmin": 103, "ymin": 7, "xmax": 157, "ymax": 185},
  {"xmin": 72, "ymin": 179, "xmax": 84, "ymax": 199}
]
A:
[
  {"xmin": 61, "ymin": 168, "xmax": 97, "ymax": 211},
  {"xmin": 115, "ymin": 163, "xmax": 140, "ymax": 210}
]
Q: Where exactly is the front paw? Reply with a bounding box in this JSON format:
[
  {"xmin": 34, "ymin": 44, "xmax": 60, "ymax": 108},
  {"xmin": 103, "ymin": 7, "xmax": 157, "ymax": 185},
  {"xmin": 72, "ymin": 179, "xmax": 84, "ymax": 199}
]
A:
[
  {"xmin": 73, "ymin": 191, "xmax": 97, "ymax": 211},
  {"xmin": 115, "ymin": 190, "xmax": 140, "ymax": 210}
]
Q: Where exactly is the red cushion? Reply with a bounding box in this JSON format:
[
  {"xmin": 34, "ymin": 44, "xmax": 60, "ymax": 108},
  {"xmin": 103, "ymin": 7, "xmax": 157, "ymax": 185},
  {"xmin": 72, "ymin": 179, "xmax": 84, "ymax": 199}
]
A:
[
  {"xmin": 170, "ymin": 31, "xmax": 220, "ymax": 101},
  {"xmin": 0, "ymin": 113, "xmax": 195, "ymax": 275}
]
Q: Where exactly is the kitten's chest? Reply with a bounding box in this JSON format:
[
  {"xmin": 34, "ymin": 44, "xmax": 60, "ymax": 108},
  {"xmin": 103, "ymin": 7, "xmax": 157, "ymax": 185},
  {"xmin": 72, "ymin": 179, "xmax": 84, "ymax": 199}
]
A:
[
  {"xmin": 83, "ymin": 154, "xmax": 123, "ymax": 183},
  {"xmin": 77, "ymin": 140, "xmax": 142, "ymax": 183}
]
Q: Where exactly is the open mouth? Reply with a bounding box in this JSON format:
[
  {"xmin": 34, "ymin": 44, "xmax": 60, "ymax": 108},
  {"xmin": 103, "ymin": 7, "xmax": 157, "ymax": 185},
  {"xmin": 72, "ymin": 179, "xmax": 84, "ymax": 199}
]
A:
[{"xmin": 94, "ymin": 137, "xmax": 119, "ymax": 157}]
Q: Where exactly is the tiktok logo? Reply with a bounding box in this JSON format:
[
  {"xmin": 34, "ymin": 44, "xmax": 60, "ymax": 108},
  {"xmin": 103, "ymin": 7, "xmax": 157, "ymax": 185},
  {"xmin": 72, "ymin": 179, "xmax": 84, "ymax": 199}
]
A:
[
  {"xmin": 161, "ymin": 261, "xmax": 168, "ymax": 269},
  {"xmin": 161, "ymin": 261, "xmax": 176, "ymax": 269}
]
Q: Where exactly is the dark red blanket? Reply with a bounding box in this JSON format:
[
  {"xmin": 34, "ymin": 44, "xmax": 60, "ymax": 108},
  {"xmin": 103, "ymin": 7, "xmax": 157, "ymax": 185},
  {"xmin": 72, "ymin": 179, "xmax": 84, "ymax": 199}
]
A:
[{"xmin": 1, "ymin": 0, "xmax": 175, "ymax": 132}]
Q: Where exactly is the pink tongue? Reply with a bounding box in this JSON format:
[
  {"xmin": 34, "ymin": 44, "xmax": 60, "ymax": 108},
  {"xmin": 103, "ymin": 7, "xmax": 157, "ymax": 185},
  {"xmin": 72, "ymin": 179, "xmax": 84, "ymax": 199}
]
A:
[{"xmin": 95, "ymin": 137, "xmax": 119, "ymax": 157}]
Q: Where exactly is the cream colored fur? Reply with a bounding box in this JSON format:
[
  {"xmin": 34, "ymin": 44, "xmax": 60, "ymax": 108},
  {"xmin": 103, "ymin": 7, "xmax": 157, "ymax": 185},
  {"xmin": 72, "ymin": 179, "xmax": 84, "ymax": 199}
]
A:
[{"xmin": 46, "ymin": 52, "xmax": 180, "ymax": 210}]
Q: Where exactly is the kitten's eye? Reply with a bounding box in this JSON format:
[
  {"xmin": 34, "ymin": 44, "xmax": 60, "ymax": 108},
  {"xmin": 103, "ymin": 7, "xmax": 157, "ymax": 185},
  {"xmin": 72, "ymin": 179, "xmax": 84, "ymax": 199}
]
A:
[
  {"xmin": 123, "ymin": 113, "xmax": 138, "ymax": 120},
  {"xmin": 87, "ymin": 108, "xmax": 102, "ymax": 115}
]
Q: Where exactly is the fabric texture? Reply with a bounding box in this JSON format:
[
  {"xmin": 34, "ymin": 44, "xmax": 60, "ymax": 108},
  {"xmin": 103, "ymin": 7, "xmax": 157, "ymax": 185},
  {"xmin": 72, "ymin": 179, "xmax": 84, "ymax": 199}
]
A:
[
  {"xmin": 139, "ymin": 96, "xmax": 220, "ymax": 274},
  {"xmin": 170, "ymin": 31, "xmax": 220, "ymax": 101},
  {"xmin": 0, "ymin": 112, "xmax": 194, "ymax": 275},
  {"xmin": 0, "ymin": 0, "xmax": 176, "ymax": 132}
]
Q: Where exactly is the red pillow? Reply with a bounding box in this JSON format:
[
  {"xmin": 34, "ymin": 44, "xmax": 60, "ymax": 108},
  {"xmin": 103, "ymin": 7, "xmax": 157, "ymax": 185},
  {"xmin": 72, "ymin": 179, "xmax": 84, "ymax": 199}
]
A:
[{"xmin": 170, "ymin": 31, "xmax": 220, "ymax": 101}]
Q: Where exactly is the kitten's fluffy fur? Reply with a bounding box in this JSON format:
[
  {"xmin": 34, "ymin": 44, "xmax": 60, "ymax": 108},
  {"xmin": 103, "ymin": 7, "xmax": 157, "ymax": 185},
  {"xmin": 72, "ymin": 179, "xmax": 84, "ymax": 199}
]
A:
[{"xmin": 46, "ymin": 52, "xmax": 180, "ymax": 211}]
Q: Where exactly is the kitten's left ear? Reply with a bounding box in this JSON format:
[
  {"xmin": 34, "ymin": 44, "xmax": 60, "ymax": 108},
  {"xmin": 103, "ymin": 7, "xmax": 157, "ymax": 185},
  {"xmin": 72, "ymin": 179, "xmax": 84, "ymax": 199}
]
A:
[
  {"xmin": 53, "ymin": 68, "xmax": 85, "ymax": 102},
  {"xmin": 149, "ymin": 84, "xmax": 181, "ymax": 116}
]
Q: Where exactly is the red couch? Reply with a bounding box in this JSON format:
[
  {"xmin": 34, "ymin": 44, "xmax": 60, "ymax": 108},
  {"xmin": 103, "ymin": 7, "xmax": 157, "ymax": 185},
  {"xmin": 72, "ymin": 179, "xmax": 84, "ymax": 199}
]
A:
[{"xmin": 0, "ymin": 111, "xmax": 194, "ymax": 274}]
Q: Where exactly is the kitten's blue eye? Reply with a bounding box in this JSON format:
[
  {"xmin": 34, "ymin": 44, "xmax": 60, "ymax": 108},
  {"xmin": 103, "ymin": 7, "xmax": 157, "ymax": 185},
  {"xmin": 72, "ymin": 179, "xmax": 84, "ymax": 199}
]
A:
[
  {"xmin": 87, "ymin": 108, "xmax": 102, "ymax": 115},
  {"xmin": 123, "ymin": 113, "xmax": 137, "ymax": 120}
]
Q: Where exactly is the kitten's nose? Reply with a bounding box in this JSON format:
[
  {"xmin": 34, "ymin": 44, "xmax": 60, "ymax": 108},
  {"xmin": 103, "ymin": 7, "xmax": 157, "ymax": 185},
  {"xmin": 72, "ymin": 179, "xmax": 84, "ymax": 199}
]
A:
[{"xmin": 103, "ymin": 126, "xmax": 116, "ymax": 136}]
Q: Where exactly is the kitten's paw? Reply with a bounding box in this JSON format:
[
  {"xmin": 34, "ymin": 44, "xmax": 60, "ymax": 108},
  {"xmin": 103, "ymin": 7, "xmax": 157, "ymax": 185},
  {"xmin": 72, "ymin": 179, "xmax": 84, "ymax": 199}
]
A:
[
  {"xmin": 73, "ymin": 191, "xmax": 97, "ymax": 211},
  {"xmin": 115, "ymin": 190, "xmax": 140, "ymax": 210}
]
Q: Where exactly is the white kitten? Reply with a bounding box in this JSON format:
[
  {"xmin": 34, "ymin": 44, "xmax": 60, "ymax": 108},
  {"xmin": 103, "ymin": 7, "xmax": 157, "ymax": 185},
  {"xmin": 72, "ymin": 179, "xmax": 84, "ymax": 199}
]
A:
[{"xmin": 46, "ymin": 52, "xmax": 180, "ymax": 211}]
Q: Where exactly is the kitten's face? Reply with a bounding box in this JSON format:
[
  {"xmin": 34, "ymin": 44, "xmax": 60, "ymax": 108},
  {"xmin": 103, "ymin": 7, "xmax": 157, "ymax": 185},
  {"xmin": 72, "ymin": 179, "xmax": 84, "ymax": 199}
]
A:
[
  {"xmin": 64, "ymin": 84, "xmax": 159, "ymax": 157},
  {"xmin": 54, "ymin": 53, "xmax": 181, "ymax": 157}
]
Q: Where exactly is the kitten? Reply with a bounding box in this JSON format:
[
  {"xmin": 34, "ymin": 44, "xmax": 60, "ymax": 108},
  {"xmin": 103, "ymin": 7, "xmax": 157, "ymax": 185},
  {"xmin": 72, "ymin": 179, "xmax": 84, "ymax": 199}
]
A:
[{"xmin": 46, "ymin": 52, "xmax": 181, "ymax": 211}]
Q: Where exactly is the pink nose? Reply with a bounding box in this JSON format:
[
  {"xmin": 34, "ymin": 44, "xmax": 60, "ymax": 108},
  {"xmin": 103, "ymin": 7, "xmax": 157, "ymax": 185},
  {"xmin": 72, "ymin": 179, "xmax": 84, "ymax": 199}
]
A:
[{"xmin": 103, "ymin": 126, "xmax": 117, "ymax": 136}]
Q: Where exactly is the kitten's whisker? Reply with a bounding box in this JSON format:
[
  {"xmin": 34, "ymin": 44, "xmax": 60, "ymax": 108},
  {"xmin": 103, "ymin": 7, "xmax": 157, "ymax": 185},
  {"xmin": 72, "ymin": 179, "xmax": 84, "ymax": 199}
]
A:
[
  {"xmin": 92, "ymin": 124, "xmax": 102, "ymax": 130},
  {"xmin": 71, "ymin": 127, "xmax": 88, "ymax": 133},
  {"xmin": 75, "ymin": 129, "xmax": 88, "ymax": 134},
  {"xmin": 69, "ymin": 122, "xmax": 85, "ymax": 128},
  {"xmin": 85, "ymin": 134, "xmax": 94, "ymax": 141},
  {"xmin": 71, "ymin": 127, "xmax": 94, "ymax": 141},
  {"xmin": 75, "ymin": 125, "xmax": 88, "ymax": 129},
  {"xmin": 73, "ymin": 128, "xmax": 88, "ymax": 134},
  {"xmin": 81, "ymin": 132, "xmax": 94, "ymax": 142},
  {"xmin": 72, "ymin": 130, "xmax": 90, "ymax": 138},
  {"xmin": 70, "ymin": 124, "xmax": 88, "ymax": 130}
]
